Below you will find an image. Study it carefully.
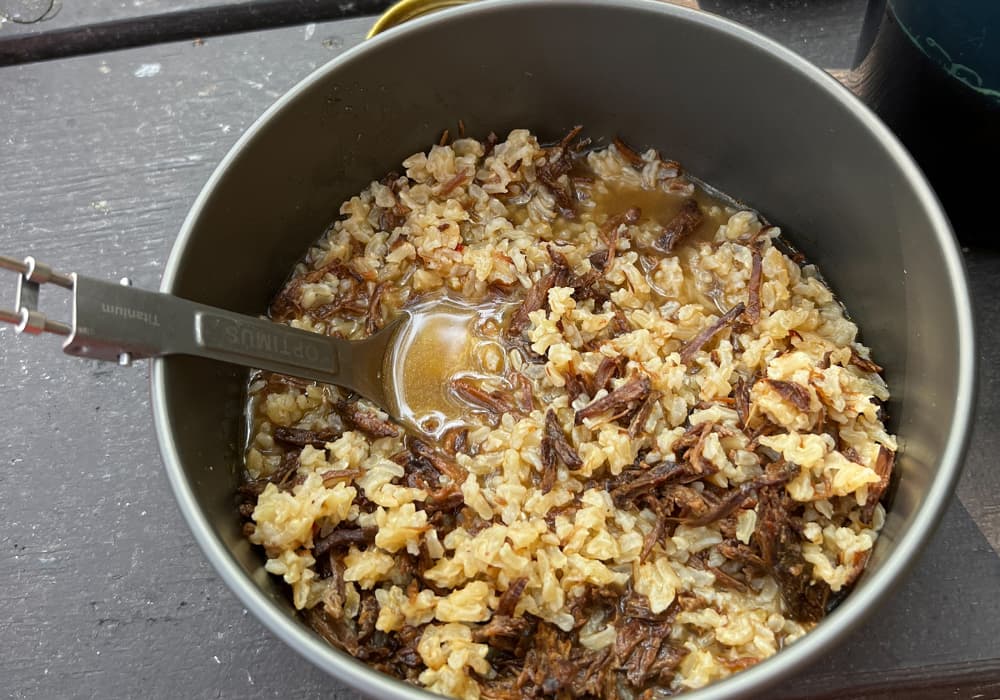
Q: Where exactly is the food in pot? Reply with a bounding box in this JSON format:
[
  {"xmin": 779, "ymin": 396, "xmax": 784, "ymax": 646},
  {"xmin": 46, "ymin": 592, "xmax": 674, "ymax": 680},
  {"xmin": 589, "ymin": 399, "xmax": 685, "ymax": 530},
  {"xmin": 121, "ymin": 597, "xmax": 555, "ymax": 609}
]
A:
[{"xmin": 239, "ymin": 128, "xmax": 897, "ymax": 698}]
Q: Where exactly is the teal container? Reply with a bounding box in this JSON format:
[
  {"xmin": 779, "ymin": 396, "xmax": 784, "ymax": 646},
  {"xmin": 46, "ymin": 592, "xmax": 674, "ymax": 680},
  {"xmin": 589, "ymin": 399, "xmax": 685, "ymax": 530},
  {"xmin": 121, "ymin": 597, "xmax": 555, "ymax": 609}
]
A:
[{"xmin": 854, "ymin": 0, "xmax": 1000, "ymax": 240}]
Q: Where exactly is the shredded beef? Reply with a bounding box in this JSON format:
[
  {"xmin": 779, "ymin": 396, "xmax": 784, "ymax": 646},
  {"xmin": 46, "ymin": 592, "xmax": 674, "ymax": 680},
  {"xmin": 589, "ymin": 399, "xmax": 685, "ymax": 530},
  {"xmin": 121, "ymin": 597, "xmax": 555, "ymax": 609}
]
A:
[
  {"xmin": 862, "ymin": 446, "xmax": 895, "ymax": 523},
  {"xmin": 628, "ymin": 390, "xmax": 661, "ymax": 438},
  {"xmin": 850, "ymin": 349, "xmax": 884, "ymax": 374},
  {"xmin": 506, "ymin": 260, "xmax": 570, "ymax": 339},
  {"xmin": 609, "ymin": 461, "xmax": 685, "ymax": 506},
  {"xmin": 765, "ymin": 379, "xmax": 811, "ymax": 412},
  {"xmin": 536, "ymin": 125, "xmax": 585, "ymax": 219},
  {"xmin": 655, "ymin": 199, "xmax": 703, "ymax": 253},
  {"xmin": 678, "ymin": 302, "xmax": 746, "ymax": 364},
  {"xmin": 408, "ymin": 436, "xmax": 466, "ymax": 484},
  {"xmin": 575, "ymin": 374, "xmax": 651, "ymax": 425},
  {"xmin": 612, "ymin": 136, "xmax": 646, "ymax": 168},
  {"xmin": 313, "ymin": 526, "xmax": 376, "ymax": 557},
  {"xmin": 592, "ymin": 207, "xmax": 642, "ymax": 271},
  {"xmin": 734, "ymin": 375, "xmax": 754, "ymax": 427},
  {"xmin": 590, "ymin": 355, "xmax": 627, "ymax": 397},
  {"xmin": 451, "ymin": 377, "xmax": 518, "ymax": 421},
  {"xmin": 540, "ymin": 409, "xmax": 583, "ymax": 492},
  {"xmin": 365, "ymin": 281, "xmax": 389, "ymax": 336},
  {"xmin": 742, "ymin": 241, "xmax": 764, "ymax": 325},
  {"xmin": 335, "ymin": 399, "xmax": 400, "ymax": 438},
  {"xmin": 273, "ymin": 426, "xmax": 341, "ymax": 449}
]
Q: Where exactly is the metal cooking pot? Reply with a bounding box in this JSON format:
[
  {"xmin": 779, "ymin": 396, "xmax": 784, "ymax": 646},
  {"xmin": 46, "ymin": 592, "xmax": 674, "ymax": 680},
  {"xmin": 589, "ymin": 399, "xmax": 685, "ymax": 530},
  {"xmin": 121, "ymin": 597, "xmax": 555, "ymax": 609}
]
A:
[{"xmin": 151, "ymin": 1, "xmax": 976, "ymax": 697}]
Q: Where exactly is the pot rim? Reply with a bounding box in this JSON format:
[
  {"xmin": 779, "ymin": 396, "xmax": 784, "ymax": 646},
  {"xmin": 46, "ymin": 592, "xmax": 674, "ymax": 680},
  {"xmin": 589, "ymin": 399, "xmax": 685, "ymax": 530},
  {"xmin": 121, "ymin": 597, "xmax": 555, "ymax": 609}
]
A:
[{"xmin": 151, "ymin": 1, "xmax": 976, "ymax": 697}]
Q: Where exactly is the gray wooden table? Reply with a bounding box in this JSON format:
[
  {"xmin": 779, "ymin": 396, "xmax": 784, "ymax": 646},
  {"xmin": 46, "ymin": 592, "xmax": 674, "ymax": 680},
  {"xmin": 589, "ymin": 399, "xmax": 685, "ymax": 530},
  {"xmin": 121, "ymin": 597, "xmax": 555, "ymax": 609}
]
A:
[{"xmin": 1, "ymin": 1, "xmax": 998, "ymax": 698}]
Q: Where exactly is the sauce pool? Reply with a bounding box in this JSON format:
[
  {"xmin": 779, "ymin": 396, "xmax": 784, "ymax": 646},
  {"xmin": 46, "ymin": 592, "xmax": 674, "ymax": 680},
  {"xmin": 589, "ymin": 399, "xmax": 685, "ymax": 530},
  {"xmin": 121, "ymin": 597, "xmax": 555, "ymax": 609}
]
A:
[{"xmin": 387, "ymin": 295, "xmax": 515, "ymax": 436}]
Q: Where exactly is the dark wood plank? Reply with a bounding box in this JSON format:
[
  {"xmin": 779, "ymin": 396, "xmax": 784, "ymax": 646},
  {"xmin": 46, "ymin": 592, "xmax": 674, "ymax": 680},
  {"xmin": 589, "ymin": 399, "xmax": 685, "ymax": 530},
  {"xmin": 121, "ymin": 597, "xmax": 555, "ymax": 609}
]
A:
[
  {"xmin": 0, "ymin": 0, "xmax": 393, "ymax": 65},
  {"xmin": 955, "ymin": 247, "xmax": 1000, "ymax": 552},
  {"xmin": 0, "ymin": 7, "xmax": 997, "ymax": 700},
  {"xmin": 0, "ymin": 0, "xmax": 238, "ymax": 35},
  {"xmin": 0, "ymin": 0, "xmax": 386, "ymax": 36}
]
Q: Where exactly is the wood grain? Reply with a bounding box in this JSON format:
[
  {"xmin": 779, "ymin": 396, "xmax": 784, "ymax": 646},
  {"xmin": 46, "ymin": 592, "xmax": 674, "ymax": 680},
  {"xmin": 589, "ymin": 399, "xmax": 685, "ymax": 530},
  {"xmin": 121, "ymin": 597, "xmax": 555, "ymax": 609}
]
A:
[
  {"xmin": 0, "ymin": 0, "xmax": 697, "ymax": 38},
  {"xmin": 0, "ymin": 19, "xmax": 373, "ymax": 698},
  {"xmin": 0, "ymin": 0, "xmax": 223, "ymax": 35},
  {"xmin": 0, "ymin": 3, "xmax": 998, "ymax": 700},
  {"xmin": 956, "ymin": 249, "xmax": 1000, "ymax": 553},
  {"xmin": 0, "ymin": 0, "xmax": 862, "ymax": 70},
  {"xmin": 0, "ymin": 0, "xmax": 395, "ymax": 64},
  {"xmin": 0, "ymin": 0, "xmax": 386, "ymax": 36}
]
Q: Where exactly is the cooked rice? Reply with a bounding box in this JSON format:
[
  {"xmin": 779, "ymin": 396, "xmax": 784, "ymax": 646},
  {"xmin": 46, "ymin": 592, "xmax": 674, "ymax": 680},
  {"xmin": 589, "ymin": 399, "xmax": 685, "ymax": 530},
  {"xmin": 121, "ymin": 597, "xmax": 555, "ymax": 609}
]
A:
[{"xmin": 240, "ymin": 129, "xmax": 896, "ymax": 699}]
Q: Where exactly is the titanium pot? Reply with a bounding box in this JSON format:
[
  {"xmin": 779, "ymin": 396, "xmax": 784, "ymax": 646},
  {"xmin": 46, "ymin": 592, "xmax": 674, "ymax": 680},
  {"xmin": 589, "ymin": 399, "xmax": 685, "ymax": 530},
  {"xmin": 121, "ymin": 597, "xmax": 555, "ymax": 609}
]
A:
[{"xmin": 152, "ymin": 0, "xmax": 976, "ymax": 697}]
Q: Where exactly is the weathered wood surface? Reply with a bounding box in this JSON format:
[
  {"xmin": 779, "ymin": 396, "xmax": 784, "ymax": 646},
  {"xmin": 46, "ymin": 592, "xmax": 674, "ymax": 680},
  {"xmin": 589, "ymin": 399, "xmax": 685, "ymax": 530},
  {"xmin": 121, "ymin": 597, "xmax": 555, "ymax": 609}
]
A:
[
  {"xmin": 0, "ymin": 3, "xmax": 998, "ymax": 699},
  {"xmin": 0, "ymin": 0, "xmax": 391, "ymax": 37},
  {"xmin": 0, "ymin": 0, "xmax": 864, "ymax": 69},
  {"xmin": 0, "ymin": 17, "xmax": 375, "ymax": 700},
  {"xmin": 955, "ymin": 250, "xmax": 1000, "ymax": 555},
  {"xmin": 0, "ymin": 0, "xmax": 395, "ymax": 64}
]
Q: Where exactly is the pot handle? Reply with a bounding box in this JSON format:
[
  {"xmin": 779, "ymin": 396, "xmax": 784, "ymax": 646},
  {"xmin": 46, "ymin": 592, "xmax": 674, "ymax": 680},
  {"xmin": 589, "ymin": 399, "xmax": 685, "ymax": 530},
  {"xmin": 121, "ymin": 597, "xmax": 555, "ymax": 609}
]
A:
[
  {"xmin": 368, "ymin": 1, "xmax": 700, "ymax": 38},
  {"xmin": 368, "ymin": 0, "xmax": 472, "ymax": 38}
]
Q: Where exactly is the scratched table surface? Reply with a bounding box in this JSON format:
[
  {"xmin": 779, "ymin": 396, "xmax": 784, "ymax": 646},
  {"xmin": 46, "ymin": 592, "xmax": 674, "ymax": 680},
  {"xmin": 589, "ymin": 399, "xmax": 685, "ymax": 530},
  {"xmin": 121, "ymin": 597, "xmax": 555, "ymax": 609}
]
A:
[{"xmin": 1, "ymin": 1, "xmax": 998, "ymax": 699}]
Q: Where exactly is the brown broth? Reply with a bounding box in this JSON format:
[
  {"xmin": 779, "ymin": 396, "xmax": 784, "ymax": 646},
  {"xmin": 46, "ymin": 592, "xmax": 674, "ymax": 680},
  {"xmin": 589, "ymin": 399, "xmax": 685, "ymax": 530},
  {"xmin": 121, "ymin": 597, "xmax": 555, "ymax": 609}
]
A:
[
  {"xmin": 590, "ymin": 178, "xmax": 732, "ymax": 246},
  {"xmin": 388, "ymin": 294, "xmax": 516, "ymax": 436},
  {"xmin": 388, "ymin": 175, "xmax": 739, "ymax": 436},
  {"xmin": 588, "ymin": 175, "xmax": 739, "ymax": 313}
]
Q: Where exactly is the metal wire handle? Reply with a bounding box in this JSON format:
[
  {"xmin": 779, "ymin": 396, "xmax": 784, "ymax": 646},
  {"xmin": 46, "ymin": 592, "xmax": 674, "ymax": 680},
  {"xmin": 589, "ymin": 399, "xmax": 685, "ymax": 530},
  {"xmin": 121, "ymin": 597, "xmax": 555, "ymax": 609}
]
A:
[{"xmin": 1, "ymin": 254, "xmax": 75, "ymax": 338}]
